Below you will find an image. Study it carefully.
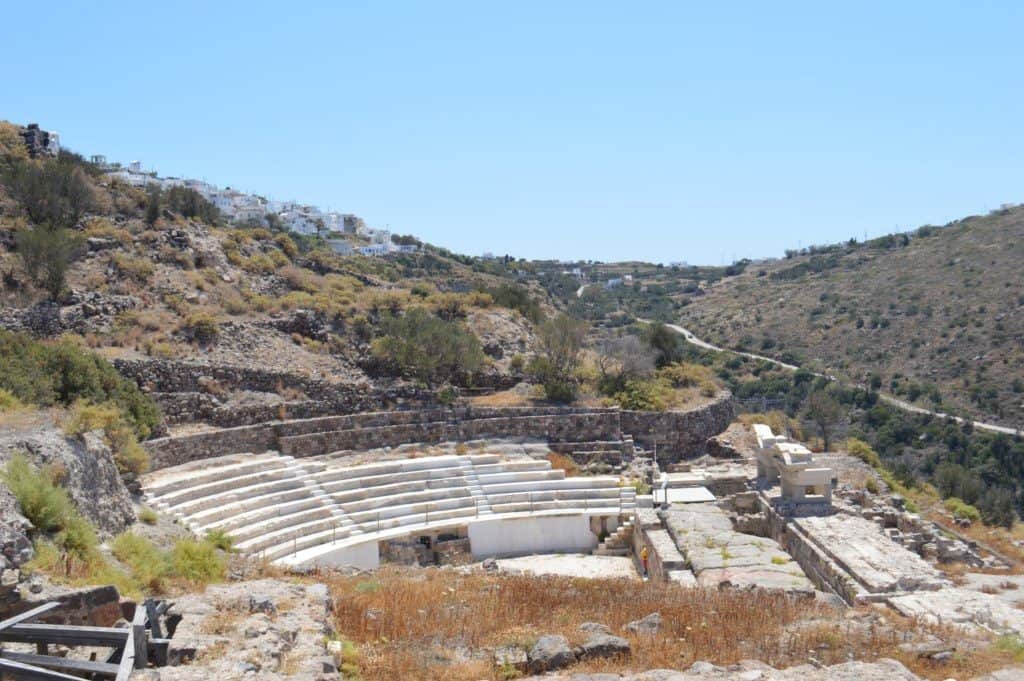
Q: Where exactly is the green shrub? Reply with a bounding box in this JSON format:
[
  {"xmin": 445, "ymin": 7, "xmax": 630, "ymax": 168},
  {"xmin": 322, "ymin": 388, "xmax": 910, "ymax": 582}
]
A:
[
  {"xmin": 63, "ymin": 401, "xmax": 150, "ymax": 475},
  {"xmin": 2, "ymin": 455, "xmax": 98, "ymax": 563},
  {"xmin": 0, "ymin": 331, "xmax": 161, "ymax": 439},
  {"xmin": 171, "ymin": 537, "xmax": 227, "ymax": 585},
  {"xmin": 371, "ymin": 308, "xmax": 484, "ymax": 386},
  {"xmin": 56, "ymin": 515, "xmax": 99, "ymax": 562},
  {"xmin": 204, "ymin": 528, "xmax": 235, "ymax": 552},
  {"xmin": 2, "ymin": 455, "xmax": 75, "ymax": 533},
  {"xmin": 137, "ymin": 506, "xmax": 158, "ymax": 525},
  {"xmin": 274, "ymin": 233, "xmax": 298, "ymax": 258},
  {"xmin": 112, "ymin": 253, "xmax": 155, "ymax": 283},
  {"xmin": 111, "ymin": 532, "xmax": 171, "ymax": 591},
  {"xmin": 0, "ymin": 388, "xmax": 25, "ymax": 412},
  {"xmin": 944, "ymin": 497, "xmax": 982, "ymax": 523},
  {"xmin": 613, "ymin": 378, "xmax": 672, "ymax": 411},
  {"xmin": 994, "ymin": 635, "xmax": 1024, "ymax": 662}
]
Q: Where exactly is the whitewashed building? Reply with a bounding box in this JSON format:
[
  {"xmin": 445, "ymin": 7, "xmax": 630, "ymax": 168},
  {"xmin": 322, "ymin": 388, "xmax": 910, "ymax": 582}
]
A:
[{"xmin": 327, "ymin": 239, "xmax": 355, "ymax": 256}]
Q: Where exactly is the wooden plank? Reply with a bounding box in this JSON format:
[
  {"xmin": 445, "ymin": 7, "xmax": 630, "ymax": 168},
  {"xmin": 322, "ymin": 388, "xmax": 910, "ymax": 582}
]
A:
[
  {"xmin": 0, "ymin": 651, "xmax": 120, "ymax": 677},
  {"xmin": 0, "ymin": 657, "xmax": 86, "ymax": 681},
  {"xmin": 146, "ymin": 599, "xmax": 163, "ymax": 639},
  {"xmin": 115, "ymin": 632, "xmax": 134, "ymax": 681},
  {"xmin": 0, "ymin": 603, "xmax": 61, "ymax": 632},
  {"xmin": 0, "ymin": 623, "xmax": 130, "ymax": 647},
  {"xmin": 147, "ymin": 637, "xmax": 170, "ymax": 667},
  {"xmin": 131, "ymin": 600, "xmax": 148, "ymax": 670}
]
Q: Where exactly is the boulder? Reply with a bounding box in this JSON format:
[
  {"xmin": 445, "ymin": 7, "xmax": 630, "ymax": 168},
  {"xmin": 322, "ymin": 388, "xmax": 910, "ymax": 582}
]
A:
[
  {"xmin": 577, "ymin": 633, "xmax": 631, "ymax": 660},
  {"xmin": 528, "ymin": 634, "xmax": 576, "ymax": 673},
  {"xmin": 0, "ymin": 426, "xmax": 134, "ymax": 536},
  {"xmin": 624, "ymin": 612, "xmax": 662, "ymax": 635}
]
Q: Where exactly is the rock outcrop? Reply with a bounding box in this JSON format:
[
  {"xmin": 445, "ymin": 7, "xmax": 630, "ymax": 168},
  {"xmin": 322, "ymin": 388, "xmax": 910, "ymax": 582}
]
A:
[{"xmin": 0, "ymin": 425, "xmax": 135, "ymax": 536}]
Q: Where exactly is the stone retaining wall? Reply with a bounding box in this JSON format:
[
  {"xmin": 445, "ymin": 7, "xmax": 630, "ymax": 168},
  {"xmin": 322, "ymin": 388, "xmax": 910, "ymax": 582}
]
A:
[
  {"xmin": 145, "ymin": 394, "xmax": 735, "ymax": 470},
  {"xmin": 114, "ymin": 359, "xmax": 433, "ymax": 426},
  {"xmin": 759, "ymin": 496, "xmax": 860, "ymax": 604},
  {"xmin": 622, "ymin": 391, "xmax": 734, "ymax": 461}
]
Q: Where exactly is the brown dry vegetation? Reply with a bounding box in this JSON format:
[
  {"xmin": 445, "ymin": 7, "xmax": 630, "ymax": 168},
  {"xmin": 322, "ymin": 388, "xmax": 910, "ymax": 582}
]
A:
[{"xmin": 323, "ymin": 567, "xmax": 1016, "ymax": 681}]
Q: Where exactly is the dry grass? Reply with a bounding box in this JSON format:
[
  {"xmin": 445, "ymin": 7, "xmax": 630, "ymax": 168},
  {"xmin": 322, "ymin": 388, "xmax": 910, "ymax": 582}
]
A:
[
  {"xmin": 321, "ymin": 567, "xmax": 1014, "ymax": 681},
  {"xmin": 469, "ymin": 389, "xmax": 539, "ymax": 408},
  {"xmin": 928, "ymin": 514, "xmax": 1024, "ymax": 572},
  {"xmin": 545, "ymin": 452, "xmax": 579, "ymax": 477}
]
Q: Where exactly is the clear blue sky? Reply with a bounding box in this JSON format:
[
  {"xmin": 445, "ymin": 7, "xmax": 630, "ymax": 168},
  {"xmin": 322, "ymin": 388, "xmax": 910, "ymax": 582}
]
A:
[{"xmin": 5, "ymin": 2, "xmax": 1024, "ymax": 264}]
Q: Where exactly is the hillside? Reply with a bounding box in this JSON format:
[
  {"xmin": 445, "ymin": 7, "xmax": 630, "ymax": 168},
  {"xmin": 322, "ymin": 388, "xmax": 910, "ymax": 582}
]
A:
[
  {"xmin": 674, "ymin": 210, "xmax": 1024, "ymax": 429},
  {"xmin": 0, "ymin": 121, "xmax": 544, "ymax": 403}
]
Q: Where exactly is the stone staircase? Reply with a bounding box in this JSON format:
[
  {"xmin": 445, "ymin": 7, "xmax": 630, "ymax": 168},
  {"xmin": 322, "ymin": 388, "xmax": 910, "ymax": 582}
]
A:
[
  {"xmin": 459, "ymin": 458, "xmax": 492, "ymax": 515},
  {"xmin": 595, "ymin": 520, "xmax": 634, "ymax": 556}
]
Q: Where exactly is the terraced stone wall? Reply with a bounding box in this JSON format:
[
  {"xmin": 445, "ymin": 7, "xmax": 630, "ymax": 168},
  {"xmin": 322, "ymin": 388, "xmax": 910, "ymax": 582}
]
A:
[
  {"xmin": 143, "ymin": 394, "xmax": 735, "ymax": 470},
  {"xmin": 114, "ymin": 359, "xmax": 432, "ymax": 426},
  {"xmin": 622, "ymin": 390, "xmax": 734, "ymax": 463}
]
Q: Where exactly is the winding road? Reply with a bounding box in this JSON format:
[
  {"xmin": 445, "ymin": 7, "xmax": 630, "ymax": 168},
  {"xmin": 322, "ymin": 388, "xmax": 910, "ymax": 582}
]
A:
[{"xmin": 647, "ymin": 320, "xmax": 1020, "ymax": 436}]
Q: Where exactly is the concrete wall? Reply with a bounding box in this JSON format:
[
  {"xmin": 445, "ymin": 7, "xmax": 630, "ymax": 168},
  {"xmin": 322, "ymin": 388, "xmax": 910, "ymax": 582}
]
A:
[
  {"xmin": 468, "ymin": 515, "xmax": 598, "ymax": 558},
  {"xmin": 296, "ymin": 539, "xmax": 381, "ymax": 571}
]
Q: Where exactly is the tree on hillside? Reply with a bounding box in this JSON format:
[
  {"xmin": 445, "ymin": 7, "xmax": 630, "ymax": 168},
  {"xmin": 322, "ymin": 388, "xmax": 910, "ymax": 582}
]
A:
[
  {"xmin": 4, "ymin": 158, "xmax": 95, "ymax": 301},
  {"xmin": 805, "ymin": 389, "xmax": 843, "ymax": 451},
  {"xmin": 371, "ymin": 308, "xmax": 484, "ymax": 387},
  {"xmin": 5, "ymin": 161, "xmax": 95, "ymax": 230},
  {"xmin": 644, "ymin": 322, "xmax": 684, "ymax": 367},
  {"xmin": 145, "ymin": 186, "xmax": 161, "ymax": 226},
  {"xmin": 15, "ymin": 224, "xmax": 85, "ymax": 300},
  {"xmin": 529, "ymin": 314, "xmax": 589, "ymax": 402},
  {"xmin": 596, "ymin": 335, "xmax": 656, "ymax": 395}
]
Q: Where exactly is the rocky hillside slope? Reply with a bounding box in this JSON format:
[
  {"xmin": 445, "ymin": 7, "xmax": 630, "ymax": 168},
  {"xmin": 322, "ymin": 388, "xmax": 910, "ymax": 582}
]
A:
[
  {"xmin": 0, "ymin": 122, "xmax": 542, "ymax": 401},
  {"xmin": 677, "ymin": 209, "xmax": 1024, "ymax": 428}
]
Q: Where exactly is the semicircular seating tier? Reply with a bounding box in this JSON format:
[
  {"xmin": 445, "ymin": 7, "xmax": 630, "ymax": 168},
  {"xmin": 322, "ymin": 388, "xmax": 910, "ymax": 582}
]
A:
[{"xmin": 142, "ymin": 451, "xmax": 636, "ymax": 570}]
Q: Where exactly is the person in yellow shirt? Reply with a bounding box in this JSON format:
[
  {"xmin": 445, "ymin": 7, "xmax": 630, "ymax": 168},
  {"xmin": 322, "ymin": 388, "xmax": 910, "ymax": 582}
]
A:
[{"xmin": 640, "ymin": 545, "xmax": 649, "ymax": 577}]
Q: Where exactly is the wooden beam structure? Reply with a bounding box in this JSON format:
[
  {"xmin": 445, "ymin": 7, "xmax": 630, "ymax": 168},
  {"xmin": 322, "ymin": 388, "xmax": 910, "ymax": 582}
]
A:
[{"xmin": 0, "ymin": 598, "xmax": 174, "ymax": 681}]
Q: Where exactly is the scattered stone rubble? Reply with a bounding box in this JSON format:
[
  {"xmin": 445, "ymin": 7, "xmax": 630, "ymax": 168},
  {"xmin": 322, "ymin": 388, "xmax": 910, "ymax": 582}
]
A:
[{"xmin": 155, "ymin": 579, "xmax": 339, "ymax": 680}]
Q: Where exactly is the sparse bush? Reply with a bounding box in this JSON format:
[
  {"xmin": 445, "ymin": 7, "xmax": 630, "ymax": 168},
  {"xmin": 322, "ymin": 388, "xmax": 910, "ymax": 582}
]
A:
[
  {"xmin": 613, "ymin": 378, "xmax": 672, "ymax": 411},
  {"xmin": 944, "ymin": 497, "xmax": 982, "ymax": 523},
  {"xmin": 274, "ymin": 233, "xmax": 298, "ymax": 258},
  {"xmin": 2, "ymin": 455, "xmax": 75, "ymax": 534},
  {"xmin": 371, "ymin": 308, "xmax": 484, "ymax": 386},
  {"xmin": 546, "ymin": 452, "xmax": 579, "ymax": 477},
  {"xmin": 15, "ymin": 224, "xmax": 86, "ymax": 300},
  {"xmin": 112, "ymin": 253, "xmax": 155, "ymax": 283},
  {"xmin": 529, "ymin": 314, "xmax": 588, "ymax": 403},
  {"xmin": 0, "ymin": 388, "xmax": 26, "ymax": 412},
  {"xmin": 138, "ymin": 506, "xmax": 158, "ymax": 525},
  {"xmin": 182, "ymin": 313, "xmax": 220, "ymax": 345},
  {"xmin": 171, "ymin": 537, "xmax": 227, "ymax": 585},
  {"xmin": 63, "ymin": 400, "xmax": 150, "ymax": 475},
  {"xmin": 112, "ymin": 532, "xmax": 171, "ymax": 591},
  {"xmin": 204, "ymin": 528, "xmax": 235, "ymax": 552}
]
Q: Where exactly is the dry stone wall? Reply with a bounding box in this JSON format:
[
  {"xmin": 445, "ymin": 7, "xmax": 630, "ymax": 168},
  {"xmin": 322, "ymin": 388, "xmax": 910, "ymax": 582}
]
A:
[
  {"xmin": 622, "ymin": 391, "xmax": 734, "ymax": 463},
  {"xmin": 143, "ymin": 391, "xmax": 734, "ymax": 471},
  {"xmin": 114, "ymin": 359, "xmax": 433, "ymax": 427}
]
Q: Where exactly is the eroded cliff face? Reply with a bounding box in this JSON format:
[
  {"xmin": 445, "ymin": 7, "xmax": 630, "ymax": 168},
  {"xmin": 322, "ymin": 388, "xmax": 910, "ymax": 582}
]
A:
[{"xmin": 0, "ymin": 424, "xmax": 135, "ymax": 536}]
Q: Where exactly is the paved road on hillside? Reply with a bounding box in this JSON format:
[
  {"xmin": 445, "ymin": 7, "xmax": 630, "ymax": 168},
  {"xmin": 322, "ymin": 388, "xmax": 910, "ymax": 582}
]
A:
[{"xmin": 645, "ymin": 320, "xmax": 1019, "ymax": 436}]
